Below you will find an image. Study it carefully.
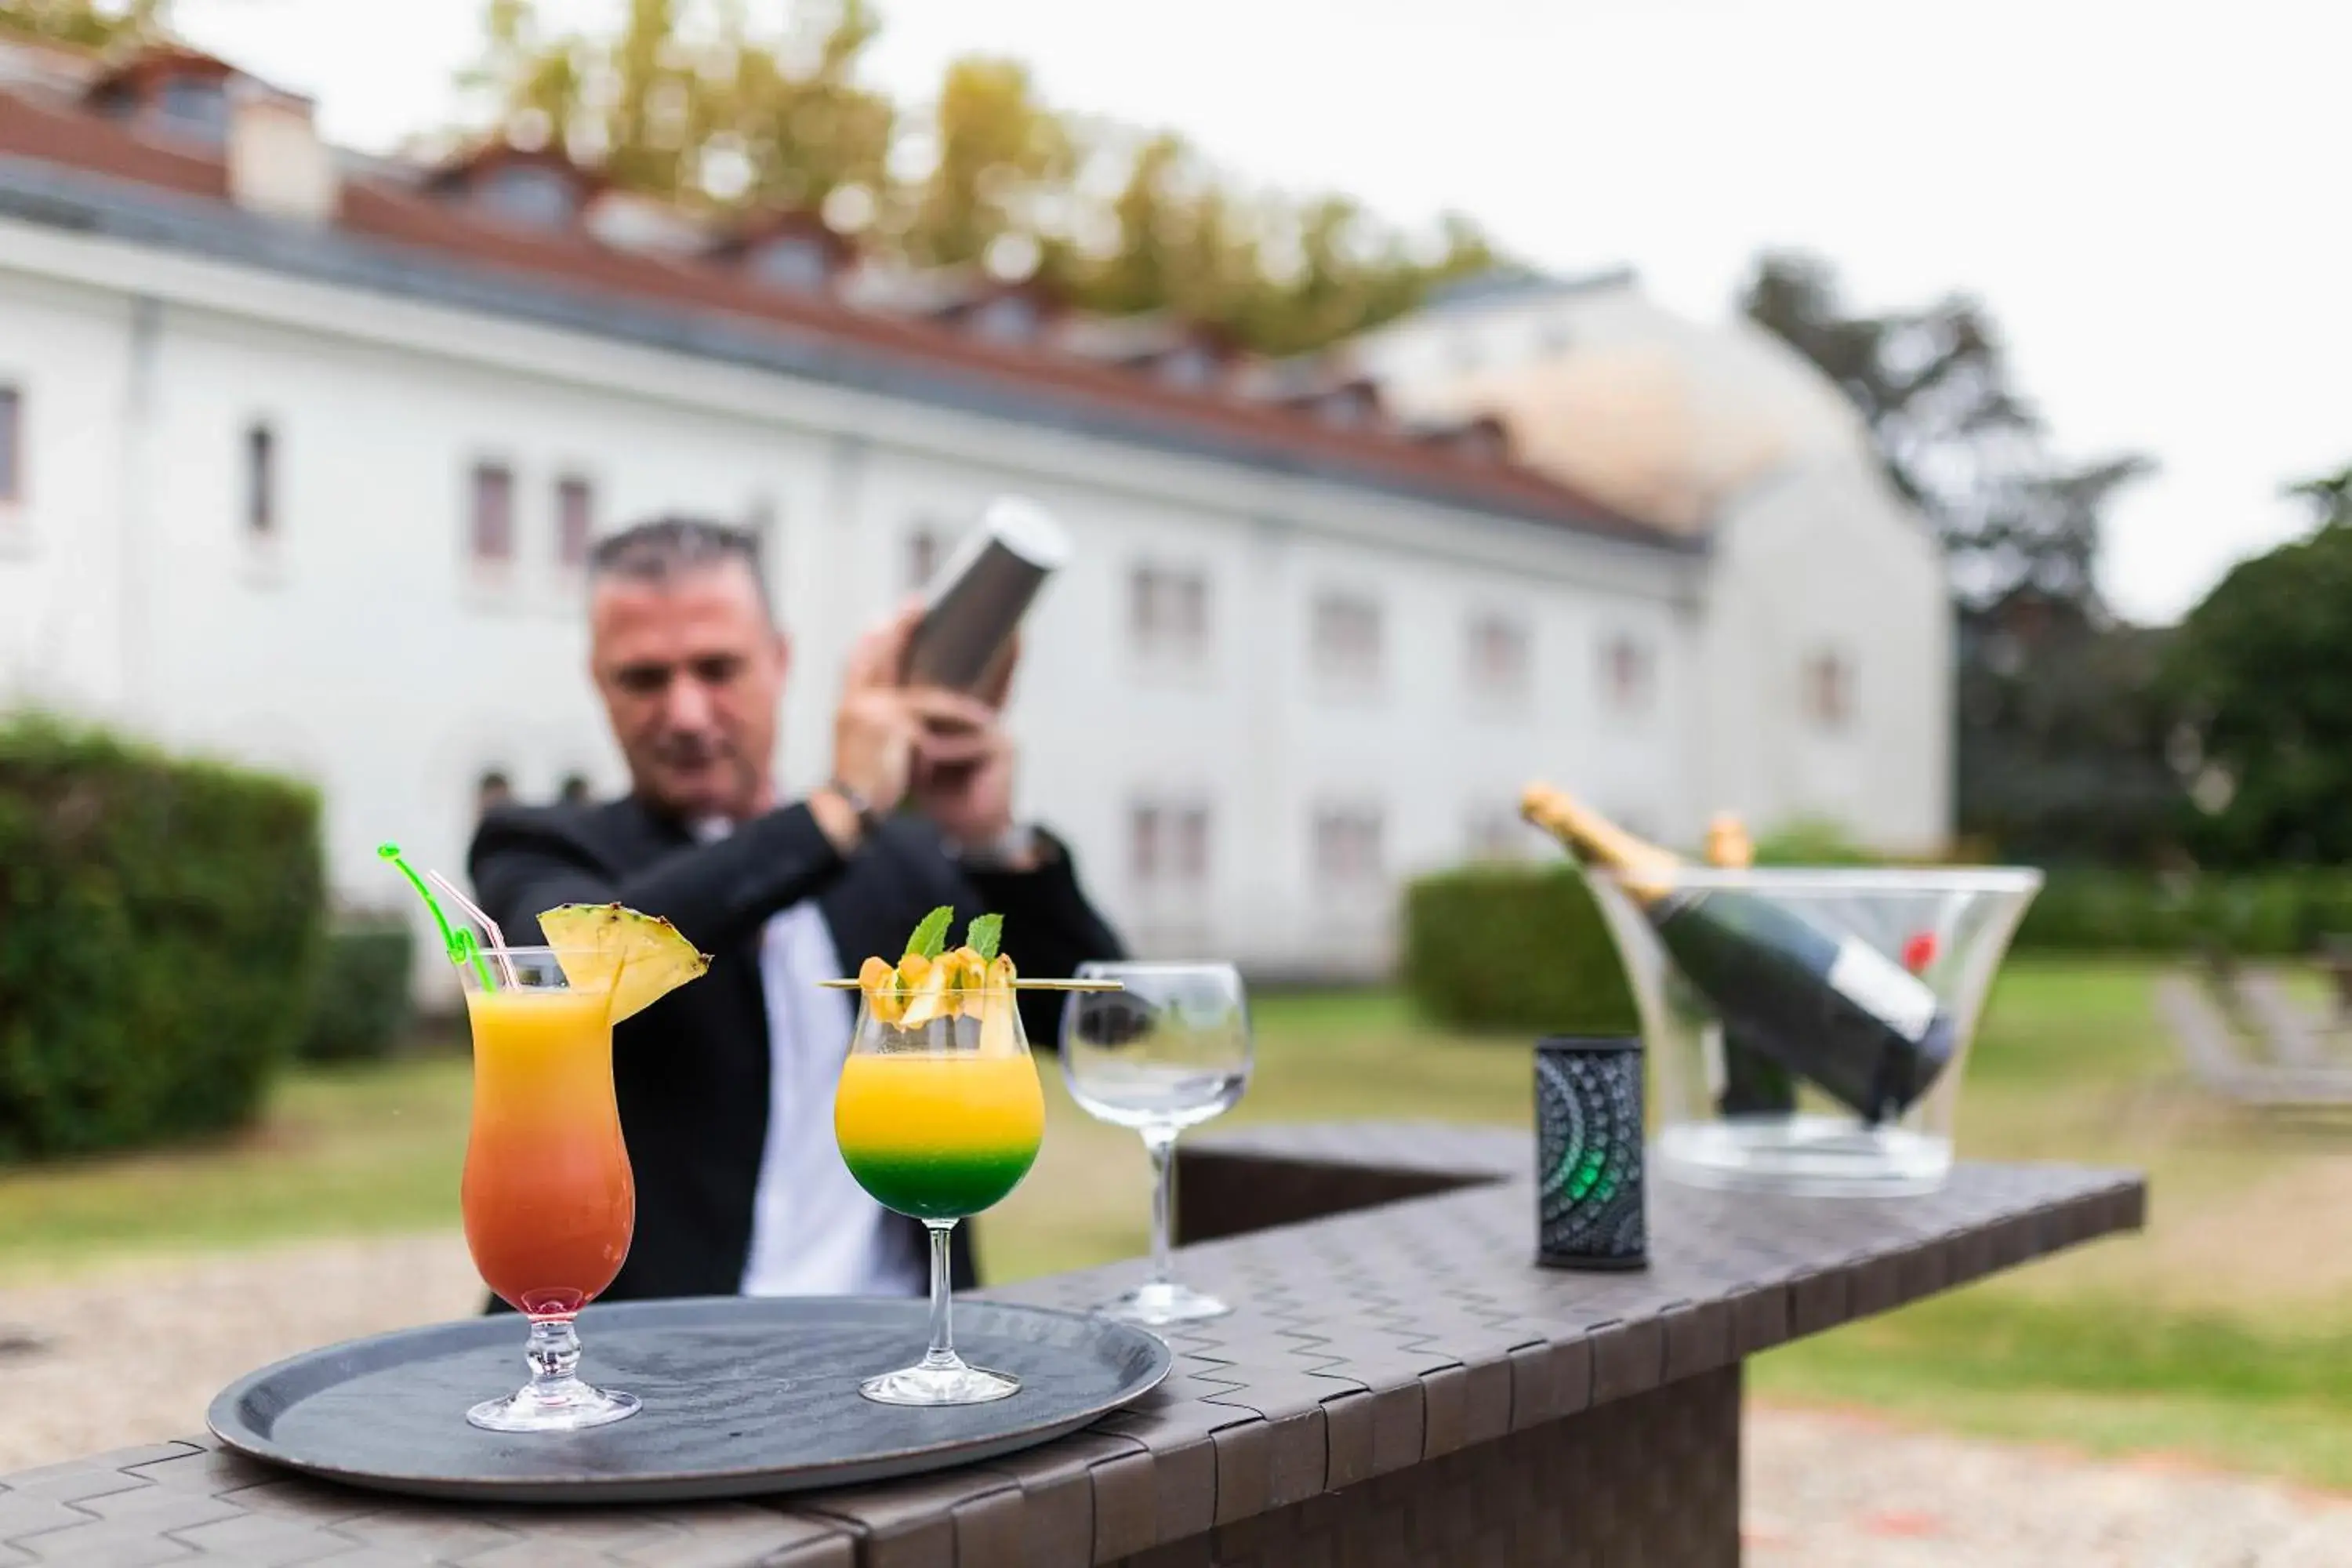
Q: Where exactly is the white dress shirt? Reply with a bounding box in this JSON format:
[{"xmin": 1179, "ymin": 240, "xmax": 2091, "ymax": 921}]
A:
[{"xmin": 693, "ymin": 818, "xmax": 924, "ymax": 1298}]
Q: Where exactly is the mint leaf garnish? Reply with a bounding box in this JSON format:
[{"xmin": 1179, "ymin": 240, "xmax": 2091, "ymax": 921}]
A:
[
  {"xmin": 965, "ymin": 913, "xmax": 1004, "ymax": 963},
  {"xmin": 906, "ymin": 905, "xmax": 954, "ymax": 960}
]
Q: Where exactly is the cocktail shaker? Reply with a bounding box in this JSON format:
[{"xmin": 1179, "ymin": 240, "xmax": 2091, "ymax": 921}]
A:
[{"xmin": 902, "ymin": 495, "xmax": 1072, "ymax": 692}]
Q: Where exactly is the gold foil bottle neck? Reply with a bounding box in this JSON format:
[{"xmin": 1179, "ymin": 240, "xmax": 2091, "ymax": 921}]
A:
[
  {"xmin": 1704, "ymin": 813, "xmax": 1754, "ymax": 869},
  {"xmin": 1519, "ymin": 782, "xmax": 1680, "ymax": 903}
]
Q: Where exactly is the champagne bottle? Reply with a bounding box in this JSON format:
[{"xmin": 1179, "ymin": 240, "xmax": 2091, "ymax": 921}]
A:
[
  {"xmin": 1523, "ymin": 784, "xmax": 1953, "ymax": 1123},
  {"xmin": 1702, "ymin": 814, "xmax": 1798, "ymax": 1120}
]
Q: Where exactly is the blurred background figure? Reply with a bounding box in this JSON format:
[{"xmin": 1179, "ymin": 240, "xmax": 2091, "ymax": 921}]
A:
[{"xmin": 474, "ymin": 770, "xmax": 513, "ymax": 815}]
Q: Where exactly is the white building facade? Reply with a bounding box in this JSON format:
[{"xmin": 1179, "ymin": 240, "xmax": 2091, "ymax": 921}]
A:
[
  {"xmin": 0, "ymin": 46, "xmax": 1940, "ymax": 986},
  {"xmin": 1352, "ymin": 271, "xmax": 1954, "ymax": 854}
]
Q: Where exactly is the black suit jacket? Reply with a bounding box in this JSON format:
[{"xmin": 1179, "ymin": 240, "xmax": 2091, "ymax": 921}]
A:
[{"xmin": 467, "ymin": 796, "xmax": 1122, "ymax": 1302}]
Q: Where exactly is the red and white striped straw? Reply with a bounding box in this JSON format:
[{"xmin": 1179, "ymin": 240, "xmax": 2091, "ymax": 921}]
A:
[{"xmin": 428, "ymin": 870, "xmax": 518, "ymax": 987}]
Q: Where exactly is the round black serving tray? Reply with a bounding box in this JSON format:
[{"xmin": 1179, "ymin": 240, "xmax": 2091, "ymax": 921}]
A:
[{"xmin": 208, "ymin": 1296, "xmax": 1171, "ymax": 1504}]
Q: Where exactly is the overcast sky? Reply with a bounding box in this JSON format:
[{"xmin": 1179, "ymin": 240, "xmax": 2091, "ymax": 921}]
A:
[{"xmin": 172, "ymin": 0, "xmax": 2349, "ymax": 625}]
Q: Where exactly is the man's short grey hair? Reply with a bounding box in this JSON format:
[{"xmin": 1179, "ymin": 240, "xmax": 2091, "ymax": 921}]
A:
[{"xmin": 590, "ymin": 517, "xmax": 772, "ymax": 619}]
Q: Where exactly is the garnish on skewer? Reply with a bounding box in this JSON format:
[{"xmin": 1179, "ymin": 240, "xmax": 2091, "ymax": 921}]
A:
[{"xmin": 858, "ymin": 906, "xmax": 1019, "ymax": 1025}]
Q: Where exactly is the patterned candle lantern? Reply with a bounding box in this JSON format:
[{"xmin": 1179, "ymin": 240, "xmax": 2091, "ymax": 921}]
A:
[{"xmin": 1534, "ymin": 1035, "xmax": 1648, "ymax": 1270}]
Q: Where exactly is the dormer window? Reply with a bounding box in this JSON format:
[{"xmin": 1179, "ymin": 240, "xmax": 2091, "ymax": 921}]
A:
[
  {"xmin": 157, "ymin": 75, "xmax": 228, "ymax": 140},
  {"xmin": 752, "ymin": 236, "xmax": 832, "ymax": 292},
  {"xmin": 1156, "ymin": 345, "xmax": 1217, "ymax": 390},
  {"xmin": 1315, "ymin": 385, "xmax": 1377, "ymax": 429},
  {"xmin": 91, "ymin": 53, "xmax": 235, "ymax": 144},
  {"xmin": 1455, "ymin": 423, "xmax": 1508, "ymax": 463},
  {"xmin": 477, "ymin": 164, "xmax": 580, "ymax": 229},
  {"xmin": 1415, "ymin": 416, "xmax": 1510, "ymax": 465},
  {"xmin": 968, "ymin": 293, "xmax": 1041, "ymax": 344}
]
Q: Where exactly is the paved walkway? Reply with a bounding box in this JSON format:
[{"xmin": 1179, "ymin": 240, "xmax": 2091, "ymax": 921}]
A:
[
  {"xmin": 3, "ymin": 1237, "xmax": 2349, "ymax": 1565},
  {"xmin": 1747, "ymin": 1406, "xmax": 2352, "ymax": 1566}
]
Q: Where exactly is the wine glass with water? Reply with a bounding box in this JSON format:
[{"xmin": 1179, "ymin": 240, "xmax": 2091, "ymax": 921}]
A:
[{"xmin": 1060, "ymin": 961, "xmax": 1252, "ymax": 1325}]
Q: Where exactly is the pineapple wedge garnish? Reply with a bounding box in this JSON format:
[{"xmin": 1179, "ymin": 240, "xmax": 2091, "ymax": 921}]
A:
[
  {"xmin": 975, "ymin": 953, "xmax": 1021, "ymax": 1054},
  {"xmin": 858, "ymin": 955, "xmax": 904, "ymax": 1024},
  {"xmin": 538, "ymin": 902, "xmax": 711, "ymax": 1021},
  {"xmin": 897, "ymin": 951, "xmax": 956, "ymax": 1027}
]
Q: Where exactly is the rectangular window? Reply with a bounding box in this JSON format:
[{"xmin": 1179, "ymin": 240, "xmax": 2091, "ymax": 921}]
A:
[
  {"xmin": 1174, "ymin": 806, "xmax": 1209, "ymax": 884},
  {"xmin": 244, "ymin": 421, "xmax": 276, "ymax": 538},
  {"xmin": 1312, "ymin": 805, "xmax": 1385, "ymax": 887},
  {"xmin": 907, "ymin": 528, "xmax": 943, "ymax": 592},
  {"xmin": 1602, "ymin": 632, "xmax": 1653, "ymax": 717},
  {"xmin": 0, "ymin": 384, "xmax": 21, "ymax": 504},
  {"xmin": 1805, "ymin": 649, "xmax": 1853, "ymax": 731},
  {"xmin": 556, "ymin": 474, "xmax": 594, "ymax": 569},
  {"xmin": 1132, "ymin": 800, "xmax": 1212, "ymax": 887},
  {"xmin": 470, "ymin": 462, "xmax": 514, "ymax": 564},
  {"xmin": 1466, "ymin": 612, "xmax": 1530, "ymax": 701},
  {"xmin": 1131, "ymin": 564, "xmax": 1210, "ymax": 662},
  {"xmin": 1311, "ymin": 592, "xmax": 1384, "ymax": 687},
  {"xmin": 1131, "ymin": 803, "xmax": 1162, "ymax": 885}
]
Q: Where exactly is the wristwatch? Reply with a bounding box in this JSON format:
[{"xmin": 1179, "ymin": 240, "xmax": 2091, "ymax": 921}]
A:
[
  {"xmin": 820, "ymin": 778, "xmax": 884, "ymax": 842},
  {"xmin": 955, "ymin": 823, "xmax": 1047, "ymax": 872}
]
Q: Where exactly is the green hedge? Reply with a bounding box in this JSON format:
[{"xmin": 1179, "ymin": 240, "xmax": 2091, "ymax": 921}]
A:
[
  {"xmin": 296, "ymin": 916, "xmax": 416, "ymax": 1063},
  {"xmin": 1403, "ymin": 859, "xmax": 2352, "ymax": 1033},
  {"xmin": 0, "ymin": 715, "xmax": 325, "ymax": 1160},
  {"xmin": 2015, "ymin": 870, "xmax": 2352, "ymax": 956},
  {"xmin": 1401, "ymin": 864, "xmax": 1639, "ymax": 1035}
]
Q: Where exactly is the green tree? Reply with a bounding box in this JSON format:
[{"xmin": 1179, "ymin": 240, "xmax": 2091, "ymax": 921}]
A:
[
  {"xmin": 0, "ymin": 0, "xmax": 168, "ymax": 46},
  {"xmin": 2162, "ymin": 470, "xmax": 2352, "ymax": 865},
  {"xmin": 1076, "ymin": 131, "xmax": 1205, "ymax": 314},
  {"xmin": 1958, "ymin": 597, "xmax": 2183, "ymax": 865},
  {"xmin": 901, "ymin": 55, "xmax": 1071, "ymax": 271},
  {"xmin": 1742, "ymin": 252, "xmax": 2151, "ymax": 609},
  {"xmin": 457, "ymin": 2, "xmax": 1494, "ymax": 354},
  {"xmin": 1060, "ymin": 129, "xmax": 1490, "ymax": 354},
  {"xmin": 464, "ymin": 0, "xmax": 894, "ymax": 212},
  {"xmin": 2285, "ymin": 463, "xmax": 2352, "ymax": 530},
  {"xmin": 1741, "ymin": 252, "xmax": 2180, "ymax": 862}
]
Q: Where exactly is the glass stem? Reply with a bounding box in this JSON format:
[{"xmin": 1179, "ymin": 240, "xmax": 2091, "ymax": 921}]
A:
[
  {"xmin": 919, "ymin": 1219, "xmax": 963, "ymax": 1371},
  {"xmin": 1143, "ymin": 1125, "xmax": 1179, "ymax": 1287},
  {"xmin": 523, "ymin": 1316, "xmax": 583, "ymax": 1399}
]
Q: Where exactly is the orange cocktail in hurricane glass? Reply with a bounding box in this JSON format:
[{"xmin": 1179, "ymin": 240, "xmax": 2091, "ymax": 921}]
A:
[{"xmin": 454, "ymin": 906, "xmax": 706, "ymax": 1433}]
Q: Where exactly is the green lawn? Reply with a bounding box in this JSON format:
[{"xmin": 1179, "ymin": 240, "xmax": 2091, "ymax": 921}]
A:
[
  {"xmin": 0, "ymin": 1057, "xmax": 470, "ymax": 1277},
  {"xmin": 6, "ymin": 962, "xmax": 2350, "ymax": 1488}
]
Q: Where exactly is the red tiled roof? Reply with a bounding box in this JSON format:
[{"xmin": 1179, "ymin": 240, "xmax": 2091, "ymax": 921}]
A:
[
  {"xmin": 87, "ymin": 43, "xmax": 235, "ymax": 100},
  {"xmin": 427, "ymin": 137, "xmax": 607, "ymax": 196},
  {"xmin": 0, "ymin": 81, "xmax": 1673, "ymax": 548},
  {"xmin": 716, "ymin": 205, "xmax": 857, "ymax": 261},
  {"xmin": 0, "ymin": 82, "xmax": 225, "ymax": 201}
]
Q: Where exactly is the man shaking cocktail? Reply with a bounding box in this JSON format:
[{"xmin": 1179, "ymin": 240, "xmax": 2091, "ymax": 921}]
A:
[{"xmin": 469, "ymin": 518, "xmax": 1122, "ymax": 1304}]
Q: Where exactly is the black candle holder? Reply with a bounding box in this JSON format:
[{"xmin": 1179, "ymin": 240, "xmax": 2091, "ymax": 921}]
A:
[{"xmin": 1534, "ymin": 1035, "xmax": 1647, "ymax": 1270}]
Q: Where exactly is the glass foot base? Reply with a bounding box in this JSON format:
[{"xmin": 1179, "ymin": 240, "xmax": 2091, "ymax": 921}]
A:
[
  {"xmin": 1660, "ymin": 1118, "xmax": 1951, "ymax": 1197},
  {"xmin": 1101, "ymin": 1280, "xmax": 1231, "ymax": 1327},
  {"xmin": 466, "ymin": 1378, "xmax": 641, "ymax": 1433},
  {"xmin": 859, "ymin": 1361, "xmax": 1021, "ymax": 1406}
]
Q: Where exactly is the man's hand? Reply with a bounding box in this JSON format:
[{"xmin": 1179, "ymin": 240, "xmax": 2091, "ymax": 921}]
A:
[
  {"xmin": 908, "ymin": 688, "xmax": 1018, "ymax": 850},
  {"xmin": 816, "ymin": 611, "xmax": 920, "ymax": 850},
  {"xmin": 817, "ymin": 604, "xmax": 1025, "ymax": 855},
  {"xmin": 909, "ymin": 625, "xmax": 1022, "ymax": 851}
]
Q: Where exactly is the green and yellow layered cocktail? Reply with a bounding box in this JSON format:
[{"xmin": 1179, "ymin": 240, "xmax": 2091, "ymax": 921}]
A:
[
  {"xmin": 831, "ymin": 905, "xmax": 1054, "ymax": 1406},
  {"xmin": 834, "ymin": 1051, "xmax": 1043, "ymax": 1220}
]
